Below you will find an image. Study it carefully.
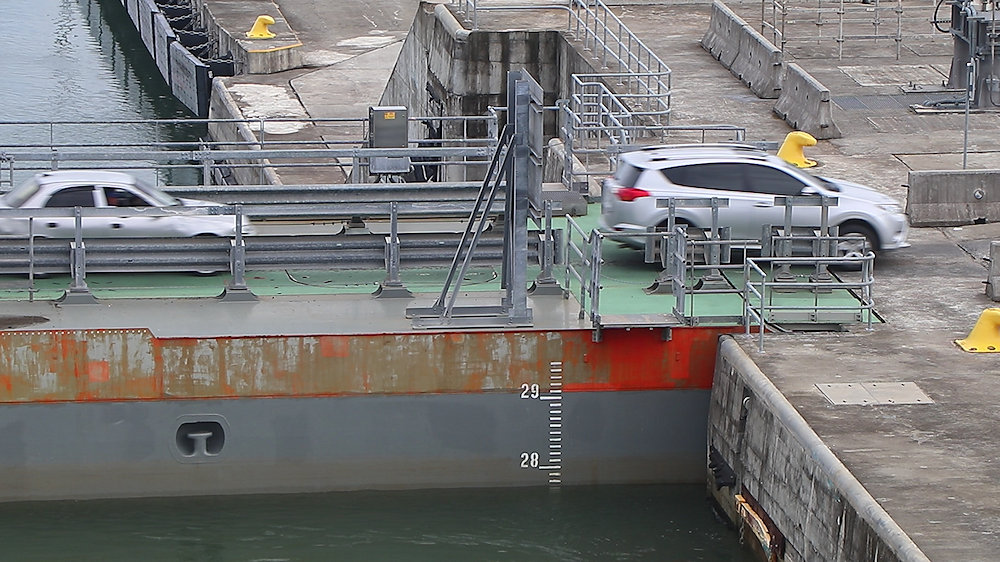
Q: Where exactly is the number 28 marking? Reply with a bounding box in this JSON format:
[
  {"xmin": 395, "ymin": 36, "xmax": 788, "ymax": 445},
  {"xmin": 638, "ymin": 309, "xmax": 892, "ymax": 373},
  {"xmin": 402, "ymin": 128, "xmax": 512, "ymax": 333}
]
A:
[{"xmin": 520, "ymin": 451, "xmax": 539, "ymax": 468}]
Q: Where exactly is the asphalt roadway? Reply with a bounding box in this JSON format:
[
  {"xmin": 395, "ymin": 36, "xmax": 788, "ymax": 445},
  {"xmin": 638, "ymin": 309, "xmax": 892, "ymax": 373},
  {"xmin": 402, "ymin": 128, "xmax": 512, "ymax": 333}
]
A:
[{"xmin": 211, "ymin": 1, "xmax": 1000, "ymax": 559}]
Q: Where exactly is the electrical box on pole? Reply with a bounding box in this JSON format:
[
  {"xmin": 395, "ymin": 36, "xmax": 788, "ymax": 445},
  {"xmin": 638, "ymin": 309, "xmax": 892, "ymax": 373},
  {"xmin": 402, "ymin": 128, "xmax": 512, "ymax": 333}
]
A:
[{"xmin": 369, "ymin": 106, "xmax": 411, "ymax": 175}]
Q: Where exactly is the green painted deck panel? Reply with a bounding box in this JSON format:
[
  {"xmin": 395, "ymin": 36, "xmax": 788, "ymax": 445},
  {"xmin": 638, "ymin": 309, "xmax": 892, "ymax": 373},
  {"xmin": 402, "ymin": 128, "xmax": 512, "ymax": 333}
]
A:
[{"xmin": 0, "ymin": 205, "xmax": 875, "ymax": 325}]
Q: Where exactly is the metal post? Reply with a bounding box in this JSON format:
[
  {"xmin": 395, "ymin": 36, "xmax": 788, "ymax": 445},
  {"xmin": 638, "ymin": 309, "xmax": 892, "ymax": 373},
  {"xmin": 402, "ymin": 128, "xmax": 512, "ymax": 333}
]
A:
[
  {"xmin": 773, "ymin": 198, "xmax": 797, "ymax": 286},
  {"xmin": 58, "ymin": 207, "xmax": 97, "ymax": 304},
  {"xmin": 694, "ymin": 198, "xmax": 730, "ymax": 290},
  {"xmin": 219, "ymin": 205, "xmax": 257, "ymax": 302},
  {"xmin": 810, "ymin": 197, "xmax": 835, "ymax": 287},
  {"xmin": 529, "ymin": 200, "xmax": 564, "ymax": 295},
  {"xmin": 374, "ymin": 201, "xmax": 413, "ymax": 298},
  {"xmin": 27, "ymin": 218, "xmax": 35, "ymax": 302},
  {"xmin": 964, "ymin": 61, "xmax": 973, "ymax": 169},
  {"xmin": 645, "ymin": 198, "xmax": 677, "ymax": 293}
]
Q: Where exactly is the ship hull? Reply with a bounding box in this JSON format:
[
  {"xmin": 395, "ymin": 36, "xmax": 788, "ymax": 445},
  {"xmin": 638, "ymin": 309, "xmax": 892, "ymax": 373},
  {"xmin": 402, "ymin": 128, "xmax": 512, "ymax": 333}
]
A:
[{"xmin": 0, "ymin": 390, "xmax": 708, "ymax": 501}]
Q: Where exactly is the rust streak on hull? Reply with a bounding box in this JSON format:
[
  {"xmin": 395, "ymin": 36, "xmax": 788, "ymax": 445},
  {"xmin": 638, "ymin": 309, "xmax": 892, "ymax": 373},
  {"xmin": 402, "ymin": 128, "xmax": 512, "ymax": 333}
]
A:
[{"xmin": 0, "ymin": 326, "xmax": 735, "ymax": 403}]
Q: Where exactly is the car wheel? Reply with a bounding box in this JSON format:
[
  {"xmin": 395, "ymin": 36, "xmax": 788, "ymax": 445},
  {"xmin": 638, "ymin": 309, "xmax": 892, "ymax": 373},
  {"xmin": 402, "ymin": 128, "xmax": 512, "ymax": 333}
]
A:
[{"xmin": 836, "ymin": 224, "xmax": 877, "ymax": 262}]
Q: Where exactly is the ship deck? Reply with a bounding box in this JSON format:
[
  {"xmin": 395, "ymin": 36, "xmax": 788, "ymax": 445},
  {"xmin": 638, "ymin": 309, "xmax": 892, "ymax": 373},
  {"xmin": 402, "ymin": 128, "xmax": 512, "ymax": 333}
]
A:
[{"xmin": 0, "ymin": 206, "xmax": 871, "ymax": 338}]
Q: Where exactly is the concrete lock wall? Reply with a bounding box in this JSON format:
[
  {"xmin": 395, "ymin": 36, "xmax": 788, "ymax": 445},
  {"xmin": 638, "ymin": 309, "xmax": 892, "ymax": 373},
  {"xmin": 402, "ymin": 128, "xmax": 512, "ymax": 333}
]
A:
[
  {"xmin": 701, "ymin": 0, "xmax": 782, "ymax": 99},
  {"xmin": 382, "ymin": 5, "xmax": 563, "ymax": 129},
  {"xmin": 380, "ymin": 4, "xmax": 603, "ymax": 184},
  {"xmin": 906, "ymin": 169, "xmax": 1000, "ymax": 226},
  {"xmin": 773, "ymin": 63, "xmax": 843, "ymax": 140},
  {"xmin": 207, "ymin": 80, "xmax": 282, "ymax": 186},
  {"xmin": 708, "ymin": 337, "xmax": 924, "ymax": 562}
]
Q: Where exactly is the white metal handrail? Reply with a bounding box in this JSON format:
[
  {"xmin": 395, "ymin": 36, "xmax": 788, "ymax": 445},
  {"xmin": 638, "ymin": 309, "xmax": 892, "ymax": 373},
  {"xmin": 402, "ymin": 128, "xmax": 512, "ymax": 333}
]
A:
[
  {"xmin": 743, "ymin": 254, "xmax": 876, "ymax": 351},
  {"xmin": 563, "ymin": 215, "xmax": 603, "ymax": 325}
]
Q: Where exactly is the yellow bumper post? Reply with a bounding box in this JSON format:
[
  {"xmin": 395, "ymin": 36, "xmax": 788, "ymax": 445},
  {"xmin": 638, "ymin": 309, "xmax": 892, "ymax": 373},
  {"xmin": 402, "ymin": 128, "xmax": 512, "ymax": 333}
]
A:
[
  {"xmin": 246, "ymin": 15, "xmax": 276, "ymax": 39},
  {"xmin": 777, "ymin": 131, "xmax": 818, "ymax": 168},
  {"xmin": 956, "ymin": 308, "xmax": 1000, "ymax": 352}
]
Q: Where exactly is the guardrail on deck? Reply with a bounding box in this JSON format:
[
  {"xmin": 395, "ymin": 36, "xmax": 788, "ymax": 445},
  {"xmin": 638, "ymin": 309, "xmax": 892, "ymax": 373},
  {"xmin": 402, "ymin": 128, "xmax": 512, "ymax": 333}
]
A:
[
  {"xmin": 559, "ymin": 216, "xmax": 878, "ymax": 337},
  {"xmin": 0, "ymin": 114, "xmax": 499, "ymax": 187},
  {"xmin": 0, "ymin": 202, "xmax": 541, "ymax": 302},
  {"xmin": 744, "ymin": 254, "xmax": 875, "ymax": 351}
]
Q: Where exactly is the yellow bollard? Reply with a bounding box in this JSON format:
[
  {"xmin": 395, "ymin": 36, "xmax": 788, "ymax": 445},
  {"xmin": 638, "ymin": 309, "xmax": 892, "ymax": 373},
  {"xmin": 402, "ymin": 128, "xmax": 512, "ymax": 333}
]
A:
[
  {"xmin": 777, "ymin": 131, "xmax": 818, "ymax": 168},
  {"xmin": 955, "ymin": 308, "xmax": 1000, "ymax": 352},
  {"xmin": 246, "ymin": 15, "xmax": 276, "ymax": 39}
]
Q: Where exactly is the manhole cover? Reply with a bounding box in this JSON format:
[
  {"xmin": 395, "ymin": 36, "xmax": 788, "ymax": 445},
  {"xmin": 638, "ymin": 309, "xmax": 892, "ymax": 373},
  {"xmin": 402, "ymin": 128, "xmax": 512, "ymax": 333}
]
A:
[{"xmin": 816, "ymin": 381, "xmax": 933, "ymax": 405}]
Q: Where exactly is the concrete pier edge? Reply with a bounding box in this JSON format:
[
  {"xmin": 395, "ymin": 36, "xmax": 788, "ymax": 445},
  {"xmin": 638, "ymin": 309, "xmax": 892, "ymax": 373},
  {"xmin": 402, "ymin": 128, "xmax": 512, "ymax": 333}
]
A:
[{"xmin": 717, "ymin": 336, "xmax": 930, "ymax": 562}]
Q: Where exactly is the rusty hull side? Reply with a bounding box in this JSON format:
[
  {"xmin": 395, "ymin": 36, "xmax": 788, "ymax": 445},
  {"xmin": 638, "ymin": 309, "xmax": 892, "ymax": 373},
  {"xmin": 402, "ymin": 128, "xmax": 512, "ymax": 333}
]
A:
[{"xmin": 0, "ymin": 326, "xmax": 731, "ymax": 402}]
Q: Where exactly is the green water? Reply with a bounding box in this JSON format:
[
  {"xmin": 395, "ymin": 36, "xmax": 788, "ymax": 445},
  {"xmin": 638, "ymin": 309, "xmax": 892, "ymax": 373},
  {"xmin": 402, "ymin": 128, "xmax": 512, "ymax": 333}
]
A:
[
  {"xmin": 0, "ymin": 0, "xmax": 203, "ymax": 185},
  {"xmin": 0, "ymin": 485, "xmax": 756, "ymax": 561}
]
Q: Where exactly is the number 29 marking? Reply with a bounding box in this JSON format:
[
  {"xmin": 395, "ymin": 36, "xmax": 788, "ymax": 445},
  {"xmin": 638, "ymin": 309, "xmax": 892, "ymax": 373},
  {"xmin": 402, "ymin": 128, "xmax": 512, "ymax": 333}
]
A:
[{"xmin": 519, "ymin": 383, "xmax": 540, "ymax": 399}]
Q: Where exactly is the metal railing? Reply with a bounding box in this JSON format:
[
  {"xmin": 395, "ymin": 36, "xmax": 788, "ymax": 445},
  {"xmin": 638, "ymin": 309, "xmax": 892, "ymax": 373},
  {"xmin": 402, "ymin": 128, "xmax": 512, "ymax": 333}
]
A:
[
  {"xmin": 744, "ymin": 254, "xmax": 876, "ymax": 351},
  {"xmin": 0, "ymin": 204, "xmax": 539, "ymax": 301},
  {"xmin": 562, "ymin": 215, "xmax": 603, "ymax": 325},
  {"xmin": 564, "ymin": 1, "xmax": 671, "ymax": 118},
  {"xmin": 0, "ymin": 114, "xmax": 500, "ymax": 187},
  {"xmin": 561, "ymin": 215, "xmax": 878, "ymax": 332},
  {"xmin": 756, "ymin": 0, "xmax": 937, "ymax": 61}
]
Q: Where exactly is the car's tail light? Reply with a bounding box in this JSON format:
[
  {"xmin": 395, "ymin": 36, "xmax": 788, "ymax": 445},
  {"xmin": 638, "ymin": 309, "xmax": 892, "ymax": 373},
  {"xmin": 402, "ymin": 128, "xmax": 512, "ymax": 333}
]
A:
[{"xmin": 615, "ymin": 187, "xmax": 650, "ymax": 202}]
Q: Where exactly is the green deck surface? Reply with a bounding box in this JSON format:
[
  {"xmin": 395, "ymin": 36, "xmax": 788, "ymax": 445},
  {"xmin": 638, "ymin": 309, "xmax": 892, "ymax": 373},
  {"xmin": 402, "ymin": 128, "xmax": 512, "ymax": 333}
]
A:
[{"xmin": 0, "ymin": 204, "xmax": 876, "ymax": 326}]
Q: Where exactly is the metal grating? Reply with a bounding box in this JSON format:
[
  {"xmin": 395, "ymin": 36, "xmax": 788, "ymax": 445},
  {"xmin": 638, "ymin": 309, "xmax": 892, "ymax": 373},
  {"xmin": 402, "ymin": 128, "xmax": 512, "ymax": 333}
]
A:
[
  {"xmin": 816, "ymin": 381, "xmax": 933, "ymax": 406},
  {"xmin": 833, "ymin": 94, "xmax": 932, "ymax": 112}
]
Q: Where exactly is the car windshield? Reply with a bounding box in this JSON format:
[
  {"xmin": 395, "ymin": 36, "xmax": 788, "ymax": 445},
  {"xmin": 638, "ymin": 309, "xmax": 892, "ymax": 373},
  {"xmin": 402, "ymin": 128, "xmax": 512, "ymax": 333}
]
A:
[
  {"xmin": 809, "ymin": 174, "xmax": 841, "ymax": 193},
  {"xmin": 2, "ymin": 178, "xmax": 41, "ymax": 208},
  {"xmin": 132, "ymin": 178, "xmax": 181, "ymax": 206}
]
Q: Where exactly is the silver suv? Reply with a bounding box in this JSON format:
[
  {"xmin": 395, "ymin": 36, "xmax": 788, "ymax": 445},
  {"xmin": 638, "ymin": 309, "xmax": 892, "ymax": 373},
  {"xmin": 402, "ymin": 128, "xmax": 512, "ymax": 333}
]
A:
[{"xmin": 599, "ymin": 144, "xmax": 909, "ymax": 257}]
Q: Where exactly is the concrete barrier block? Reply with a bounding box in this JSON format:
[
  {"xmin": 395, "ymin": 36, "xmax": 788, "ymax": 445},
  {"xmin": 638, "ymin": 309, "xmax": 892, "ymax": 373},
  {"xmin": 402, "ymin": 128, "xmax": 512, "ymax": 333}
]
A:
[
  {"xmin": 153, "ymin": 13, "xmax": 175, "ymax": 86},
  {"xmin": 138, "ymin": 0, "xmax": 156, "ymax": 58},
  {"xmin": 126, "ymin": 0, "xmax": 139, "ymax": 28},
  {"xmin": 907, "ymin": 169, "xmax": 1000, "ymax": 226},
  {"xmin": 731, "ymin": 25, "xmax": 782, "ymax": 99},
  {"xmin": 170, "ymin": 41, "xmax": 210, "ymax": 117},
  {"xmin": 700, "ymin": 0, "xmax": 744, "ymax": 69},
  {"xmin": 773, "ymin": 63, "xmax": 842, "ymax": 140}
]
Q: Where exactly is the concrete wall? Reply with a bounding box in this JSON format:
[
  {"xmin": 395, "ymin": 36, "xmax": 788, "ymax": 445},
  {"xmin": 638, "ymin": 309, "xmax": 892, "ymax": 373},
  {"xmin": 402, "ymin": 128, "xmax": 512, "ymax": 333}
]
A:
[
  {"xmin": 382, "ymin": 5, "xmax": 562, "ymax": 132},
  {"xmin": 207, "ymin": 80, "xmax": 282, "ymax": 185},
  {"xmin": 708, "ymin": 336, "xmax": 926, "ymax": 562},
  {"xmin": 380, "ymin": 3, "xmax": 602, "ymax": 184},
  {"xmin": 907, "ymin": 169, "xmax": 1000, "ymax": 226}
]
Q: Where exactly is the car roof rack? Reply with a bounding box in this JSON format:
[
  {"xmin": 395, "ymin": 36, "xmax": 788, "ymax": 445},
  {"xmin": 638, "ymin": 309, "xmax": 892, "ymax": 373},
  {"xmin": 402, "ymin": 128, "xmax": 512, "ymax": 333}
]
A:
[{"xmin": 622, "ymin": 143, "xmax": 774, "ymax": 167}]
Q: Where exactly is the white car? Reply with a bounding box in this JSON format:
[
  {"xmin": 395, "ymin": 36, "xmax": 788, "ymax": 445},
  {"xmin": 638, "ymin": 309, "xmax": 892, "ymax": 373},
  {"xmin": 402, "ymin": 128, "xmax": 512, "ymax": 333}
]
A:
[
  {"xmin": 599, "ymin": 144, "xmax": 909, "ymax": 258},
  {"xmin": 0, "ymin": 170, "xmax": 254, "ymax": 238}
]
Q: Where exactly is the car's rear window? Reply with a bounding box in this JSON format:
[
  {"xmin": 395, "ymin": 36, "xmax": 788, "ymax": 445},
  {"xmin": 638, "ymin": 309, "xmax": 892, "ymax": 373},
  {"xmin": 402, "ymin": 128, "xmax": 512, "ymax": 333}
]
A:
[{"xmin": 613, "ymin": 164, "xmax": 642, "ymax": 187}]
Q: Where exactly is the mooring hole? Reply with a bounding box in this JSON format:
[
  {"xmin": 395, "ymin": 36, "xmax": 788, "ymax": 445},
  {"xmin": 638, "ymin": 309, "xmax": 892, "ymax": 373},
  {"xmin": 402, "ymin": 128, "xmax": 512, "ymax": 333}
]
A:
[{"xmin": 176, "ymin": 421, "xmax": 225, "ymax": 456}]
